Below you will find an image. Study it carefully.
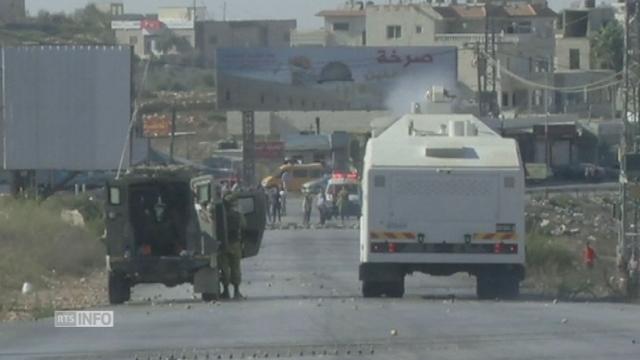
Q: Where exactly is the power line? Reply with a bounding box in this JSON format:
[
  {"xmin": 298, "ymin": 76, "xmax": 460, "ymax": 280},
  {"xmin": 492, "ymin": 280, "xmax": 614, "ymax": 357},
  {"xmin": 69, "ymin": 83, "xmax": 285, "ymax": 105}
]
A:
[{"xmin": 483, "ymin": 51, "xmax": 626, "ymax": 92}]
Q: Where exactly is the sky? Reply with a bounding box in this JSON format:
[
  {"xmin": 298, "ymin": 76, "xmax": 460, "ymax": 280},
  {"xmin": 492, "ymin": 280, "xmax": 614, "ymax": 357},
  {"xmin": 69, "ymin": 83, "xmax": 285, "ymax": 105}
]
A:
[{"xmin": 26, "ymin": 0, "xmax": 608, "ymax": 30}]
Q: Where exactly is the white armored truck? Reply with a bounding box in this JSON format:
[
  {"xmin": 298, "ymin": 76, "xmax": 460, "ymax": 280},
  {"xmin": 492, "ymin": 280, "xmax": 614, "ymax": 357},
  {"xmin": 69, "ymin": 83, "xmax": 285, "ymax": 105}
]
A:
[{"xmin": 360, "ymin": 114, "xmax": 525, "ymax": 299}]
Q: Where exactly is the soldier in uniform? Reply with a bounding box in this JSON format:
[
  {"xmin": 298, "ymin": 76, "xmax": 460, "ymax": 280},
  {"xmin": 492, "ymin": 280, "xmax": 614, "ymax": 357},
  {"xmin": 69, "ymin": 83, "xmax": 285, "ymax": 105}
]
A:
[
  {"xmin": 219, "ymin": 193, "xmax": 246, "ymax": 300},
  {"xmin": 337, "ymin": 186, "xmax": 350, "ymax": 225}
]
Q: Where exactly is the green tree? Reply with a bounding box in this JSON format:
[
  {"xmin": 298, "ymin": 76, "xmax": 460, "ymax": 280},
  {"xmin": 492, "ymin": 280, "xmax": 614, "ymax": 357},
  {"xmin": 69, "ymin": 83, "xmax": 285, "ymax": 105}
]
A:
[
  {"xmin": 590, "ymin": 21, "xmax": 624, "ymax": 72},
  {"xmin": 155, "ymin": 28, "xmax": 193, "ymax": 55}
]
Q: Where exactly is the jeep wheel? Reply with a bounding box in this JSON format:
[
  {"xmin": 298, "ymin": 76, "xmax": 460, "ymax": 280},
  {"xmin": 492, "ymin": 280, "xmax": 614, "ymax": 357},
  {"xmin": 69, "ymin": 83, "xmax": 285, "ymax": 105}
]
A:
[
  {"xmin": 108, "ymin": 272, "xmax": 130, "ymax": 305},
  {"xmin": 202, "ymin": 292, "xmax": 218, "ymax": 302}
]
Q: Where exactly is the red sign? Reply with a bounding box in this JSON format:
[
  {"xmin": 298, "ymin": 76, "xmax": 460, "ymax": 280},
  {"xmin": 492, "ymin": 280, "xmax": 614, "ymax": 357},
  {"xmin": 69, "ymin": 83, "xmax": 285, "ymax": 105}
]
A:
[
  {"xmin": 255, "ymin": 141, "xmax": 284, "ymax": 159},
  {"xmin": 141, "ymin": 20, "xmax": 163, "ymax": 32},
  {"xmin": 143, "ymin": 114, "xmax": 171, "ymax": 137},
  {"xmin": 332, "ymin": 171, "xmax": 358, "ymax": 180}
]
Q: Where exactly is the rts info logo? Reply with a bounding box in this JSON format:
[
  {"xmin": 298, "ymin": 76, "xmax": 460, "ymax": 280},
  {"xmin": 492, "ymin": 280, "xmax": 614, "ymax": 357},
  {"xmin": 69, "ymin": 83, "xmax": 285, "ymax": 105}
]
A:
[{"xmin": 54, "ymin": 311, "xmax": 114, "ymax": 328}]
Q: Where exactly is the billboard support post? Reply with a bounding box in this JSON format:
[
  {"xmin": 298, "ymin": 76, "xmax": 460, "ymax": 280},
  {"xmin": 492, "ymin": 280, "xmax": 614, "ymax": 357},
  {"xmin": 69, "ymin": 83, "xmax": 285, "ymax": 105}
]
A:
[
  {"xmin": 170, "ymin": 106, "xmax": 177, "ymax": 163},
  {"xmin": 242, "ymin": 110, "xmax": 256, "ymax": 187}
]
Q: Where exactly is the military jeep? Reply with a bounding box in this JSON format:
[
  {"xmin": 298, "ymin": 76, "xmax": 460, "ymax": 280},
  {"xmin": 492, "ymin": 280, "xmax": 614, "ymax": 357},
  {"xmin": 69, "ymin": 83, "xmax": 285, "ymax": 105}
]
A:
[{"xmin": 104, "ymin": 167, "xmax": 266, "ymax": 304}]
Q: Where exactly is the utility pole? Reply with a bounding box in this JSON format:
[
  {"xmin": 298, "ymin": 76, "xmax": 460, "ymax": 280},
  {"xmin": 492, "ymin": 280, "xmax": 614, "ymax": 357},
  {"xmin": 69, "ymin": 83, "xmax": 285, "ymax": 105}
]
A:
[
  {"xmin": 223, "ymin": 1, "xmax": 227, "ymax": 22},
  {"xmin": 170, "ymin": 106, "xmax": 176, "ymax": 163},
  {"xmin": 619, "ymin": 0, "xmax": 640, "ymax": 299},
  {"xmin": 477, "ymin": 1, "xmax": 499, "ymax": 118},
  {"xmin": 242, "ymin": 110, "xmax": 256, "ymax": 187}
]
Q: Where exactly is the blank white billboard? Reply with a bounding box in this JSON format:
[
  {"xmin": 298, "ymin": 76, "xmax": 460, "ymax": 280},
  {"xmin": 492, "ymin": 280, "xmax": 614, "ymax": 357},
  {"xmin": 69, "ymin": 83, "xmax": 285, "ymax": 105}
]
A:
[{"xmin": 0, "ymin": 46, "xmax": 140, "ymax": 170}]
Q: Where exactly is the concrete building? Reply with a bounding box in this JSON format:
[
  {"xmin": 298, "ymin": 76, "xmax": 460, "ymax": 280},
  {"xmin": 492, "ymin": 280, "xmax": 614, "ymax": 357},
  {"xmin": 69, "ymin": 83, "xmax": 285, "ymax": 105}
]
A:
[
  {"xmin": 0, "ymin": 0, "xmax": 25, "ymax": 24},
  {"xmin": 555, "ymin": 4, "xmax": 615, "ymax": 71},
  {"xmin": 363, "ymin": 2, "xmax": 556, "ymax": 114},
  {"xmin": 553, "ymin": 69, "xmax": 617, "ymax": 118},
  {"xmin": 196, "ymin": 19, "xmax": 296, "ymax": 67},
  {"xmin": 158, "ymin": 6, "xmax": 206, "ymax": 24},
  {"xmin": 112, "ymin": 6, "xmax": 207, "ymax": 59},
  {"xmin": 552, "ymin": 3, "xmax": 617, "ymax": 119},
  {"xmin": 95, "ymin": 2, "xmax": 125, "ymax": 16},
  {"xmin": 291, "ymin": 5, "xmax": 367, "ymax": 47}
]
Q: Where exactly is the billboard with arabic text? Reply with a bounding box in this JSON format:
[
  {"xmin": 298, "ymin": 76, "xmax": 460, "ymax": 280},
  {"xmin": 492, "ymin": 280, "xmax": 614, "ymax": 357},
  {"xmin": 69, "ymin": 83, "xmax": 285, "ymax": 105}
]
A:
[{"xmin": 216, "ymin": 47, "xmax": 457, "ymax": 111}]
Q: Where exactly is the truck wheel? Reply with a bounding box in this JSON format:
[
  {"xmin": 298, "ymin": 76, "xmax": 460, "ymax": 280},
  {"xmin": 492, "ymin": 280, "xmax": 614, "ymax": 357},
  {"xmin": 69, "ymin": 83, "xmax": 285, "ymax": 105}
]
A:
[
  {"xmin": 108, "ymin": 272, "xmax": 130, "ymax": 305},
  {"xmin": 385, "ymin": 278, "xmax": 405, "ymax": 298},
  {"xmin": 500, "ymin": 276, "xmax": 520, "ymax": 299},
  {"xmin": 476, "ymin": 275, "xmax": 497, "ymax": 300},
  {"xmin": 477, "ymin": 274, "xmax": 519, "ymax": 300},
  {"xmin": 362, "ymin": 281, "xmax": 383, "ymax": 298}
]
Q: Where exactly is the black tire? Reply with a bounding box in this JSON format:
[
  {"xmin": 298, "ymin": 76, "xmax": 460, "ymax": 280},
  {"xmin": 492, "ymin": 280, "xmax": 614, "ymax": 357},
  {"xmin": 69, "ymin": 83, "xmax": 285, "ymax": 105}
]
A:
[
  {"xmin": 362, "ymin": 279, "xmax": 405, "ymax": 298},
  {"xmin": 202, "ymin": 293, "xmax": 218, "ymax": 302},
  {"xmin": 477, "ymin": 274, "xmax": 520, "ymax": 300},
  {"xmin": 362, "ymin": 281, "xmax": 383, "ymax": 298},
  {"xmin": 476, "ymin": 275, "xmax": 497, "ymax": 300},
  {"xmin": 108, "ymin": 272, "xmax": 130, "ymax": 305},
  {"xmin": 500, "ymin": 276, "xmax": 520, "ymax": 300},
  {"xmin": 385, "ymin": 278, "xmax": 405, "ymax": 298}
]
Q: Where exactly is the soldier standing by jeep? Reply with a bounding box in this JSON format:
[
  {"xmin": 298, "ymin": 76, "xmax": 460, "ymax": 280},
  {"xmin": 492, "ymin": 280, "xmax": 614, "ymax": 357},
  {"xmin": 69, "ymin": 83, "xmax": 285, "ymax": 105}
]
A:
[{"xmin": 219, "ymin": 194, "xmax": 246, "ymax": 299}]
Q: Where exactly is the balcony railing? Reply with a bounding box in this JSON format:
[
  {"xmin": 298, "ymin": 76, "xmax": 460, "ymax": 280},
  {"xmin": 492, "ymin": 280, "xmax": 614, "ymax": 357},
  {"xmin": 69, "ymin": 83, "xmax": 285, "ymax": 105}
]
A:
[{"xmin": 434, "ymin": 33, "xmax": 522, "ymax": 44}]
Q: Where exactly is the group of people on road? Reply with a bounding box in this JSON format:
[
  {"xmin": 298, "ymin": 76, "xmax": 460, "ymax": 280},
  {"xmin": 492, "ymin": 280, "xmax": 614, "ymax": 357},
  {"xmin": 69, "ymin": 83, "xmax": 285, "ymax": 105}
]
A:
[{"xmin": 304, "ymin": 186, "xmax": 350, "ymax": 226}]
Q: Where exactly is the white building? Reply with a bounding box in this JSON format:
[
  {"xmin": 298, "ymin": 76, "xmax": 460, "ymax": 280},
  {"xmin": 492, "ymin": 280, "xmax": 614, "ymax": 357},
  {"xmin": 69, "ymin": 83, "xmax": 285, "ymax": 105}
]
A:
[
  {"xmin": 291, "ymin": 3, "xmax": 367, "ymax": 47},
  {"xmin": 111, "ymin": 6, "xmax": 206, "ymax": 59}
]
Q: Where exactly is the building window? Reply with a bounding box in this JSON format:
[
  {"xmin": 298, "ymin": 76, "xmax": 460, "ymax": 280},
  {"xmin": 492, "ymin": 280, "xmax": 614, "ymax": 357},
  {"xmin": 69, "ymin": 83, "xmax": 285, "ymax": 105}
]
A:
[
  {"xmin": 386, "ymin": 25, "xmax": 402, "ymax": 39},
  {"xmin": 129, "ymin": 36, "xmax": 137, "ymax": 45},
  {"xmin": 333, "ymin": 22, "xmax": 350, "ymax": 31},
  {"xmin": 283, "ymin": 32, "xmax": 290, "ymax": 42},
  {"xmin": 533, "ymin": 90, "xmax": 543, "ymax": 106},
  {"xmin": 569, "ymin": 49, "xmax": 580, "ymax": 69},
  {"xmin": 416, "ymin": 25, "xmax": 423, "ymax": 34},
  {"xmin": 209, "ymin": 36, "xmax": 218, "ymax": 45},
  {"xmin": 536, "ymin": 59, "xmax": 549, "ymax": 73},
  {"xmin": 517, "ymin": 21, "xmax": 532, "ymax": 33},
  {"xmin": 502, "ymin": 92, "xmax": 509, "ymax": 107},
  {"xmin": 512, "ymin": 93, "xmax": 517, "ymax": 107}
]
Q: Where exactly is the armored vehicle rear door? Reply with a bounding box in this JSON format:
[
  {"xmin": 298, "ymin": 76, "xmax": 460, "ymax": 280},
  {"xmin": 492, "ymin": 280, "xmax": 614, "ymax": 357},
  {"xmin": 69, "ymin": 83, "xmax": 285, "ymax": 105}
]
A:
[
  {"xmin": 236, "ymin": 191, "xmax": 267, "ymax": 258},
  {"xmin": 104, "ymin": 179, "xmax": 131, "ymax": 257},
  {"xmin": 191, "ymin": 176, "xmax": 222, "ymax": 255}
]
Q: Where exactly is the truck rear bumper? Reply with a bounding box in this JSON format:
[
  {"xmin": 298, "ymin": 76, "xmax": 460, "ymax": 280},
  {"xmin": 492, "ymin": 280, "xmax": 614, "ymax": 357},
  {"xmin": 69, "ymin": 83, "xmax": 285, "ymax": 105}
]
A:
[
  {"xmin": 109, "ymin": 256, "xmax": 212, "ymax": 286},
  {"xmin": 359, "ymin": 262, "xmax": 525, "ymax": 281}
]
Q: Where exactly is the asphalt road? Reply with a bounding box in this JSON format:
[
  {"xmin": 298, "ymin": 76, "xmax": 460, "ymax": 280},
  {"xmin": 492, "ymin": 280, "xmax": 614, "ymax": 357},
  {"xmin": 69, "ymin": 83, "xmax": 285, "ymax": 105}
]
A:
[{"xmin": 2, "ymin": 220, "xmax": 640, "ymax": 359}]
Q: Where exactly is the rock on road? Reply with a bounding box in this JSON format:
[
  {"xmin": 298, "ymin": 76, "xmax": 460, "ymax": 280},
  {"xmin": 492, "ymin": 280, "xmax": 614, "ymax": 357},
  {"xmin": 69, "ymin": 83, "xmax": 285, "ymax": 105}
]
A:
[{"xmin": 1, "ymin": 227, "xmax": 640, "ymax": 360}]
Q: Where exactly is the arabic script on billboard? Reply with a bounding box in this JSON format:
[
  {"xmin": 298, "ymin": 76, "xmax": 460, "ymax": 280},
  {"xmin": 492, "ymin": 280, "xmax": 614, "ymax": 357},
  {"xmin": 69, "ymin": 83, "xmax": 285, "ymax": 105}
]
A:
[{"xmin": 216, "ymin": 47, "xmax": 457, "ymax": 111}]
